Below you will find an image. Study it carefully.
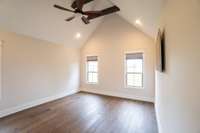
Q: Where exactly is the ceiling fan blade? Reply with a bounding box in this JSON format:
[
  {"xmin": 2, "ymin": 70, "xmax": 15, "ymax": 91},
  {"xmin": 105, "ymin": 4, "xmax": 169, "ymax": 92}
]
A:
[
  {"xmin": 86, "ymin": 13, "xmax": 102, "ymax": 20},
  {"xmin": 75, "ymin": 0, "xmax": 85, "ymax": 10},
  {"xmin": 54, "ymin": 5, "xmax": 75, "ymax": 13},
  {"xmin": 101, "ymin": 5, "xmax": 120, "ymax": 16},
  {"xmin": 71, "ymin": 0, "xmax": 94, "ymax": 9},
  {"xmin": 66, "ymin": 16, "xmax": 76, "ymax": 21},
  {"xmin": 81, "ymin": 16, "xmax": 90, "ymax": 24},
  {"xmin": 86, "ymin": 5, "xmax": 120, "ymax": 20},
  {"xmin": 83, "ymin": 11, "xmax": 101, "ymax": 16}
]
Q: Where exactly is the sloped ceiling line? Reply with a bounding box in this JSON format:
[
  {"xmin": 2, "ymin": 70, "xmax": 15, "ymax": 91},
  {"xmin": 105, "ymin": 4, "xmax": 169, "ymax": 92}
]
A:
[{"xmin": 0, "ymin": 0, "xmax": 165, "ymax": 47}]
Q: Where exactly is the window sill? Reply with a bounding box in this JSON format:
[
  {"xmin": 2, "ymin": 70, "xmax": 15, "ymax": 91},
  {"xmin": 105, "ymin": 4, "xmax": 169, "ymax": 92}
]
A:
[
  {"xmin": 86, "ymin": 82, "xmax": 98, "ymax": 85},
  {"xmin": 125, "ymin": 86, "xmax": 144, "ymax": 90}
]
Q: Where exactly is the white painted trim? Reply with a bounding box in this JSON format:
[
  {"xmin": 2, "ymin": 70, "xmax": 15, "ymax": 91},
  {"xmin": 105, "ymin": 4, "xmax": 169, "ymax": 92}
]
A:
[
  {"xmin": 0, "ymin": 89, "xmax": 80, "ymax": 118},
  {"xmin": 85, "ymin": 55, "xmax": 99, "ymax": 85},
  {"xmin": 155, "ymin": 103, "xmax": 162, "ymax": 133},
  {"xmin": 124, "ymin": 50, "xmax": 145, "ymax": 90},
  {"xmin": 81, "ymin": 88, "xmax": 154, "ymax": 103}
]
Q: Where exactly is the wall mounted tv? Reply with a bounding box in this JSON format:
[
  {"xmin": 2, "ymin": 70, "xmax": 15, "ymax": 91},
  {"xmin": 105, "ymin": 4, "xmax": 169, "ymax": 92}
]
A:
[{"xmin": 156, "ymin": 29, "xmax": 166, "ymax": 72}]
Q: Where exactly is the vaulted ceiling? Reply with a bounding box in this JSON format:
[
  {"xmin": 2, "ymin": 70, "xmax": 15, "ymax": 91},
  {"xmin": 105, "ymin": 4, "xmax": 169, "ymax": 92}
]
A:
[{"xmin": 0, "ymin": 0, "xmax": 165, "ymax": 47}]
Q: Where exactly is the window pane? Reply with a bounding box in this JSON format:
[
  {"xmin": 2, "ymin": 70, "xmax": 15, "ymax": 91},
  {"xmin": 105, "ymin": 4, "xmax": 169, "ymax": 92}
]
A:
[
  {"xmin": 92, "ymin": 73, "xmax": 98, "ymax": 83},
  {"xmin": 127, "ymin": 59, "xmax": 143, "ymax": 73},
  {"xmin": 88, "ymin": 73, "xmax": 93, "ymax": 83},
  {"xmin": 127, "ymin": 73, "xmax": 143, "ymax": 87},
  {"xmin": 88, "ymin": 61, "xmax": 98, "ymax": 72},
  {"xmin": 88, "ymin": 72, "xmax": 98, "ymax": 83}
]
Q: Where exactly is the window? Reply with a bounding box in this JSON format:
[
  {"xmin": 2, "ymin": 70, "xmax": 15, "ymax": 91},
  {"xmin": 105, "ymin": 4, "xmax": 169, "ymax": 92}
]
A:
[
  {"xmin": 86, "ymin": 56, "xmax": 98, "ymax": 84},
  {"xmin": 125, "ymin": 53, "xmax": 143, "ymax": 88}
]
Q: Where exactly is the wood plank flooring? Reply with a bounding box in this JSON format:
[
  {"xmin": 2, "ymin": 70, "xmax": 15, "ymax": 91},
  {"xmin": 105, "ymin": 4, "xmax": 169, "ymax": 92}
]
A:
[{"xmin": 0, "ymin": 92, "xmax": 158, "ymax": 133}]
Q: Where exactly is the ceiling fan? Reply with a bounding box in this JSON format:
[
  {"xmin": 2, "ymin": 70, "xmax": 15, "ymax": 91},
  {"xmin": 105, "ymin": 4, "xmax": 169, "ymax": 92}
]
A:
[{"xmin": 54, "ymin": 0, "xmax": 120, "ymax": 24}]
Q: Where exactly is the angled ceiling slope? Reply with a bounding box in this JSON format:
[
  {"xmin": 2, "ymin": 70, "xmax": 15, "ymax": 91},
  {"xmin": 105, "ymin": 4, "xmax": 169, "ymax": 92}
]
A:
[
  {"xmin": 112, "ymin": 0, "xmax": 165, "ymax": 37},
  {"xmin": 0, "ymin": 0, "xmax": 103, "ymax": 48},
  {"xmin": 0, "ymin": 0, "xmax": 165, "ymax": 47}
]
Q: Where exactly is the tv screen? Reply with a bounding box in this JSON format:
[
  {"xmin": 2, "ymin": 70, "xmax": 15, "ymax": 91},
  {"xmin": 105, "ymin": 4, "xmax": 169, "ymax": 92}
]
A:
[{"xmin": 156, "ymin": 29, "xmax": 165, "ymax": 72}]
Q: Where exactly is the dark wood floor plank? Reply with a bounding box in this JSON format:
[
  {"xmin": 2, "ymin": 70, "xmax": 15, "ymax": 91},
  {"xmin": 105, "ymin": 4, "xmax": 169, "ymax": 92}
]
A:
[{"xmin": 0, "ymin": 92, "xmax": 158, "ymax": 133}]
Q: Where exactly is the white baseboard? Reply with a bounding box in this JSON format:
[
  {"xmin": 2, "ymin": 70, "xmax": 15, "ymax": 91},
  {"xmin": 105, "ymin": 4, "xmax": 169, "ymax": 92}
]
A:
[
  {"xmin": 0, "ymin": 89, "xmax": 80, "ymax": 118},
  {"xmin": 81, "ymin": 88, "xmax": 154, "ymax": 103}
]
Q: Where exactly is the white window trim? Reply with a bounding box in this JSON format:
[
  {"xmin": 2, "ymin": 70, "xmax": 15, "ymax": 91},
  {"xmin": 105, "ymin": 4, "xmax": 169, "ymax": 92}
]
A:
[
  {"xmin": 85, "ymin": 55, "xmax": 99, "ymax": 85},
  {"xmin": 124, "ymin": 51, "xmax": 144, "ymax": 89}
]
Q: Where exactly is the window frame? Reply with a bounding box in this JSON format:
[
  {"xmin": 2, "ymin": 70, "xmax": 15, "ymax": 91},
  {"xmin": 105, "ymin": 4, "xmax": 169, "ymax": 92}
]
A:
[
  {"xmin": 124, "ymin": 52, "xmax": 144, "ymax": 89},
  {"xmin": 86, "ymin": 56, "xmax": 98, "ymax": 84}
]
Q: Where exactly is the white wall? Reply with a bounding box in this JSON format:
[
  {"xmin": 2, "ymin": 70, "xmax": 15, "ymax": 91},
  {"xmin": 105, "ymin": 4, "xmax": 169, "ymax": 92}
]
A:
[
  {"xmin": 80, "ymin": 14, "xmax": 156, "ymax": 102},
  {"xmin": 0, "ymin": 40, "xmax": 2, "ymax": 100},
  {"xmin": 0, "ymin": 31, "xmax": 80, "ymax": 117},
  {"xmin": 156, "ymin": 0, "xmax": 200, "ymax": 133}
]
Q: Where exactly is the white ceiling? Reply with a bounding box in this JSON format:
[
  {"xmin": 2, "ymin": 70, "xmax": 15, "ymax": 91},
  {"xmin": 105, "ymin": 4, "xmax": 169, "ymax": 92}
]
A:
[
  {"xmin": 113, "ymin": 0, "xmax": 165, "ymax": 37},
  {"xmin": 0, "ymin": 0, "xmax": 165, "ymax": 47}
]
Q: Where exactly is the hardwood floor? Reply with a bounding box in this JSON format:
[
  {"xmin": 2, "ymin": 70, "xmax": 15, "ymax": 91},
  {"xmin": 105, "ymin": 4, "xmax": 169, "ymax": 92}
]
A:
[{"xmin": 0, "ymin": 92, "xmax": 158, "ymax": 133}]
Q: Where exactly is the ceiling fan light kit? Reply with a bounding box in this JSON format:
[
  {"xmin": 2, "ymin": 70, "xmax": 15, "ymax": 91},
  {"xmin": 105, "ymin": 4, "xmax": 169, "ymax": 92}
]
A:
[{"xmin": 54, "ymin": 0, "xmax": 120, "ymax": 24}]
